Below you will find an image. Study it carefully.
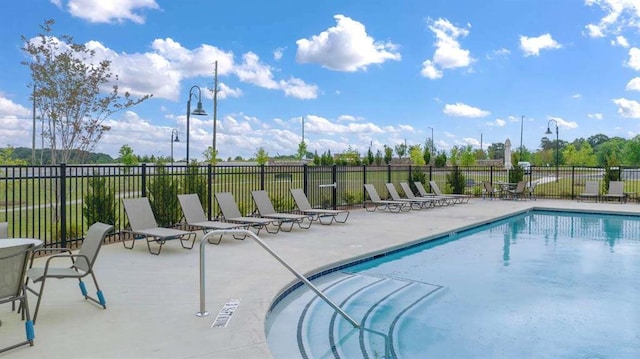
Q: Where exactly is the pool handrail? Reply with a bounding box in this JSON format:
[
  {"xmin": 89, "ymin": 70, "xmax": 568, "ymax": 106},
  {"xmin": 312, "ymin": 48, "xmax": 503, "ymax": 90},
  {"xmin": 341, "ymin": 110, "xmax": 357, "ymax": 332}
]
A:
[{"xmin": 198, "ymin": 229, "xmax": 361, "ymax": 328}]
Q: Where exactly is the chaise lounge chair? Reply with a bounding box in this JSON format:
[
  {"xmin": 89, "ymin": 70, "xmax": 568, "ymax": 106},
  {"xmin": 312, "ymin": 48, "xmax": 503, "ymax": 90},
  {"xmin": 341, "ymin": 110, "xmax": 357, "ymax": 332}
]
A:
[
  {"xmin": 122, "ymin": 197, "xmax": 197, "ymax": 255},
  {"xmin": 400, "ymin": 182, "xmax": 446, "ymax": 207},
  {"xmin": 429, "ymin": 181, "xmax": 471, "ymax": 204},
  {"xmin": 289, "ymin": 188, "xmax": 349, "ymax": 225},
  {"xmin": 578, "ymin": 181, "xmax": 600, "ymax": 202},
  {"xmin": 177, "ymin": 194, "xmax": 248, "ymax": 244},
  {"xmin": 214, "ymin": 192, "xmax": 281, "ymax": 234},
  {"xmin": 251, "ymin": 190, "xmax": 312, "ymax": 231},
  {"xmin": 414, "ymin": 181, "xmax": 456, "ymax": 205},
  {"xmin": 26, "ymin": 222, "xmax": 113, "ymax": 324},
  {"xmin": 385, "ymin": 183, "xmax": 435, "ymax": 209},
  {"xmin": 601, "ymin": 181, "xmax": 625, "ymax": 203},
  {"xmin": 363, "ymin": 184, "xmax": 412, "ymax": 212}
]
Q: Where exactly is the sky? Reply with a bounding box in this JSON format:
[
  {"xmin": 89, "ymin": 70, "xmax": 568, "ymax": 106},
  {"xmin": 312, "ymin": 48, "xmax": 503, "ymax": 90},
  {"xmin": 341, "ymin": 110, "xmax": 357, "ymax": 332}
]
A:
[{"xmin": 1, "ymin": 0, "xmax": 640, "ymax": 161}]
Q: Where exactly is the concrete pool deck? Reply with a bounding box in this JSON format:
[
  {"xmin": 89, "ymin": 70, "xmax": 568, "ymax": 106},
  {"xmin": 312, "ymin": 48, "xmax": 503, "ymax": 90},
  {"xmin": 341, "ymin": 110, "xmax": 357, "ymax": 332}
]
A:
[{"xmin": 2, "ymin": 198, "xmax": 639, "ymax": 358}]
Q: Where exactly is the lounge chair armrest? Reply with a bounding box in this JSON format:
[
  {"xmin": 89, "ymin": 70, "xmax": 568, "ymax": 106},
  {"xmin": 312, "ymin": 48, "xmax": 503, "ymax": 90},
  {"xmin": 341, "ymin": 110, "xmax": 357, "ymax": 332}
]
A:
[
  {"xmin": 29, "ymin": 247, "xmax": 73, "ymax": 267},
  {"xmin": 41, "ymin": 253, "xmax": 91, "ymax": 273}
]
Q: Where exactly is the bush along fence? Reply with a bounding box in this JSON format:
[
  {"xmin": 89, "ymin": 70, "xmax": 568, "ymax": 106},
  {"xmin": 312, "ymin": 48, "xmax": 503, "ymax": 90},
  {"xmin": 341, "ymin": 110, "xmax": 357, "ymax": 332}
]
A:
[{"xmin": 0, "ymin": 163, "xmax": 635, "ymax": 247}]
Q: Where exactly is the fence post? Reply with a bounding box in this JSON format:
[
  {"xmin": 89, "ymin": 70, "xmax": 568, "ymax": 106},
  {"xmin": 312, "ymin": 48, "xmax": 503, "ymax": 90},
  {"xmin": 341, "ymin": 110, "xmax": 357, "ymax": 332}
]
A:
[
  {"xmin": 331, "ymin": 164, "xmax": 337, "ymax": 209},
  {"xmin": 571, "ymin": 166, "xmax": 575, "ymax": 199},
  {"xmin": 207, "ymin": 164, "xmax": 213, "ymax": 220},
  {"xmin": 363, "ymin": 165, "xmax": 367, "ymax": 207},
  {"xmin": 387, "ymin": 164, "xmax": 391, "ymax": 184},
  {"xmin": 490, "ymin": 166, "xmax": 493, "ymax": 184},
  {"xmin": 408, "ymin": 165, "xmax": 413, "ymax": 183},
  {"xmin": 60, "ymin": 163, "xmax": 67, "ymax": 248},
  {"xmin": 429, "ymin": 166, "xmax": 432, "ymax": 182},
  {"xmin": 141, "ymin": 163, "xmax": 147, "ymax": 197},
  {"xmin": 260, "ymin": 165, "xmax": 265, "ymax": 190},
  {"xmin": 303, "ymin": 164, "xmax": 308, "ymax": 194}
]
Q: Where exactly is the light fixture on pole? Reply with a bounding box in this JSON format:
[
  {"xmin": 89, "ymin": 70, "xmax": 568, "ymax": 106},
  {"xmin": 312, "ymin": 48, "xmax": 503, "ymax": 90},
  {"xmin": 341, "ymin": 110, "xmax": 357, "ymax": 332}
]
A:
[
  {"xmin": 170, "ymin": 129, "xmax": 179, "ymax": 166},
  {"xmin": 212, "ymin": 61, "xmax": 218, "ymax": 162},
  {"xmin": 186, "ymin": 85, "xmax": 208, "ymax": 164},
  {"xmin": 545, "ymin": 119, "xmax": 559, "ymax": 182}
]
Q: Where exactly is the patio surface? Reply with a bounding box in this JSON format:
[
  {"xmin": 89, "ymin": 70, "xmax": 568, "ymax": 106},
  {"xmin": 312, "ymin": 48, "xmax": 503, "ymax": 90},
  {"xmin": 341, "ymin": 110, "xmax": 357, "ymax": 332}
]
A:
[{"xmin": 1, "ymin": 198, "xmax": 638, "ymax": 358}]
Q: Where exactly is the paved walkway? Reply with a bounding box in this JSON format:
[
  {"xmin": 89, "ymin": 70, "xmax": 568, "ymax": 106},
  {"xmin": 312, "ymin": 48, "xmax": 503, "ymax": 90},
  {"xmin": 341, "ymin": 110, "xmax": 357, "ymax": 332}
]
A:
[{"xmin": 2, "ymin": 198, "xmax": 638, "ymax": 358}]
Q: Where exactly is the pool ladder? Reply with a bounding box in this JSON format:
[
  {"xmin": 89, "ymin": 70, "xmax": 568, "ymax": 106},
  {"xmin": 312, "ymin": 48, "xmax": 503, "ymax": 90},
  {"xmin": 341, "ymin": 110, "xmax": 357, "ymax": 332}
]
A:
[{"xmin": 196, "ymin": 229, "xmax": 361, "ymax": 329}]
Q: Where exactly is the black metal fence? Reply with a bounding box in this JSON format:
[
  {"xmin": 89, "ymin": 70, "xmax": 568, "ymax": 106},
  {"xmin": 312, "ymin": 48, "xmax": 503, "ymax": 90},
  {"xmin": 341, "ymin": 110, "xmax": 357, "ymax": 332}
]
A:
[{"xmin": 1, "ymin": 163, "xmax": 637, "ymax": 247}]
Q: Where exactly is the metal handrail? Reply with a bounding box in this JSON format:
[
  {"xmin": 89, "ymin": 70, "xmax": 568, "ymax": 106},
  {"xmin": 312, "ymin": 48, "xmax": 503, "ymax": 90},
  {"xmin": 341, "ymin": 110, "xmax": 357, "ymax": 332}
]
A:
[{"xmin": 197, "ymin": 229, "xmax": 361, "ymax": 328}]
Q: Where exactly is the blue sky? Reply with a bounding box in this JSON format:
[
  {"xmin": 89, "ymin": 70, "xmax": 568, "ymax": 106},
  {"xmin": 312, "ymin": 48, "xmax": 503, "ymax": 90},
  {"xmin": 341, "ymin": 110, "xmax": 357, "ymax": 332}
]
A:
[{"xmin": 1, "ymin": 0, "xmax": 640, "ymax": 161}]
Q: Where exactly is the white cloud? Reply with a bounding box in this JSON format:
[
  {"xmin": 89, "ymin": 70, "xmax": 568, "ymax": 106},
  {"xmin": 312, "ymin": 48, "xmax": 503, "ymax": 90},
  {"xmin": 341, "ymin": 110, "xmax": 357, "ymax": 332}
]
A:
[
  {"xmin": 548, "ymin": 116, "xmax": 578, "ymax": 129},
  {"xmin": 0, "ymin": 97, "xmax": 31, "ymax": 117},
  {"xmin": 421, "ymin": 18, "xmax": 474, "ymax": 79},
  {"xmin": 202, "ymin": 83, "xmax": 242, "ymax": 100},
  {"xmin": 486, "ymin": 48, "xmax": 510, "ymax": 60},
  {"xmin": 62, "ymin": 0, "xmax": 160, "ymax": 24},
  {"xmin": 273, "ymin": 47, "xmax": 285, "ymax": 61},
  {"xmin": 519, "ymin": 34, "xmax": 562, "ymax": 56},
  {"xmin": 626, "ymin": 77, "xmax": 640, "ymax": 90},
  {"xmin": 463, "ymin": 137, "xmax": 480, "ymax": 147},
  {"xmin": 585, "ymin": 0, "xmax": 640, "ymax": 38},
  {"xmin": 588, "ymin": 113, "xmax": 604, "ymax": 120},
  {"xmin": 572, "ymin": 93, "xmax": 582, "ymax": 99},
  {"xmin": 613, "ymin": 97, "xmax": 640, "ymax": 118},
  {"xmin": 296, "ymin": 14, "xmax": 401, "ymax": 72},
  {"xmin": 495, "ymin": 119, "xmax": 506, "ymax": 127},
  {"xmin": 443, "ymin": 103, "xmax": 490, "ymax": 118},
  {"xmin": 626, "ymin": 47, "xmax": 640, "ymax": 70},
  {"xmin": 612, "ymin": 35, "xmax": 630, "ymax": 47}
]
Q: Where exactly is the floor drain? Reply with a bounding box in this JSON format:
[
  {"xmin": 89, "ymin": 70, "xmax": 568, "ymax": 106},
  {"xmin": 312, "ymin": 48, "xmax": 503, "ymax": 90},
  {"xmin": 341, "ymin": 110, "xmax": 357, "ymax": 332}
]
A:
[{"xmin": 211, "ymin": 298, "xmax": 241, "ymax": 328}]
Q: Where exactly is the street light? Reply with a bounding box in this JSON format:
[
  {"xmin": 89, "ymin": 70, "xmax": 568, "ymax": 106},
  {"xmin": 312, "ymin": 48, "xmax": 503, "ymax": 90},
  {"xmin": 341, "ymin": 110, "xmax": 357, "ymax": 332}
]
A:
[
  {"xmin": 170, "ymin": 129, "xmax": 180, "ymax": 166},
  {"xmin": 545, "ymin": 119, "xmax": 559, "ymax": 181},
  {"xmin": 186, "ymin": 85, "xmax": 208, "ymax": 164}
]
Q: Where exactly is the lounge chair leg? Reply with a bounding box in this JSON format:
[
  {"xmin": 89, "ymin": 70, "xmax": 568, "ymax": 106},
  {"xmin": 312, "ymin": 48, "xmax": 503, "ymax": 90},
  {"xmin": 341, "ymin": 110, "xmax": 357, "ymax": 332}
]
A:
[
  {"xmin": 97, "ymin": 290, "xmax": 106, "ymax": 308},
  {"xmin": 79, "ymin": 280, "xmax": 88, "ymax": 297}
]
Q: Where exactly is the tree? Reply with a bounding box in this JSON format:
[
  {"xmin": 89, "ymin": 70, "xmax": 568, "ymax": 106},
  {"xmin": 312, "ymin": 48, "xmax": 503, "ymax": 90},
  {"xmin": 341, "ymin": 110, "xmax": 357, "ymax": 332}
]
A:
[
  {"xmin": 449, "ymin": 146, "xmax": 461, "ymax": 166},
  {"xmin": 563, "ymin": 141, "xmax": 597, "ymax": 166},
  {"xmin": 460, "ymin": 145, "xmax": 476, "ymax": 166},
  {"xmin": 394, "ymin": 142, "xmax": 407, "ymax": 159},
  {"xmin": 383, "ymin": 145, "xmax": 393, "ymax": 164},
  {"xmin": 423, "ymin": 146, "xmax": 431, "ymax": 165},
  {"xmin": 0, "ymin": 147, "xmax": 28, "ymax": 165},
  {"xmin": 374, "ymin": 149, "xmax": 383, "ymax": 165},
  {"xmin": 118, "ymin": 144, "xmax": 138, "ymax": 166},
  {"xmin": 202, "ymin": 146, "xmax": 218, "ymax": 165},
  {"xmin": 622, "ymin": 135, "xmax": 640, "ymax": 166},
  {"xmin": 22, "ymin": 20, "xmax": 151, "ymax": 164},
  {"xmin": 434, "ymin": 151, "xmax": 447, "ymax": 167},
  {"xmin": 409, "ymin": 145, "xmax": 425, "ymax": 166},
  {"xmin": 297, "ymin": 141, "xmax": 308, "ymax": 160},
  {"xmin": 487, "ymin": 142, "xmax": 504, "ymax": 160},
  {"xmin": 366, "ymin": 147, "xmax": 374, "ymax": 166},
  {"xmin": 255, "ymin": 147, "xmax": 269, "ymax": 165}
]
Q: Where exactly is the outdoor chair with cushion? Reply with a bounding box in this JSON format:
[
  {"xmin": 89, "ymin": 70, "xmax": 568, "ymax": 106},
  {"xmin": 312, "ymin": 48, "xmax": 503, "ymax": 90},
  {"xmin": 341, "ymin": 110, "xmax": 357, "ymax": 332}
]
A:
[
  {"xmin": 578, "ymin": 181, "xmax": 600, "ymax": 202},
  {"xmin": 0, "ymin": 241, "xmax": 35, "ymax": 353},
  {"xmin": 214, "ymin": 192, "xmax": 280, "ymax": 234},
  {"xmin": 385, "ymin": 183, "xmax": 435, "ymax": 209},
  {"xmin": 177, "ymin": 194, "xmax": 248, "ymax": 244},
  {"xmin": 363, "ymin": 184, "xmax": 412, "ymax": 213},
  {"xmin": 26, "ymin": 222, "xmax": 113, "ymax": 324},
  {"xmin": 429, "ymin": 181, "xmax": 471, "ymax": 204},
  {"xmin": 601, "ymin": 181, "xmax": 625, "ymax": 203},
  {"xmin": 289, "ymin": 188, "xmax": 349, "ymax": 225},
  {"xmin": 122, "ymin": 197, "xmax": 196, "ymax": 255},
  {"xmin": 251, "ymin": 190, "xmax": 312, "ymax": 232}
]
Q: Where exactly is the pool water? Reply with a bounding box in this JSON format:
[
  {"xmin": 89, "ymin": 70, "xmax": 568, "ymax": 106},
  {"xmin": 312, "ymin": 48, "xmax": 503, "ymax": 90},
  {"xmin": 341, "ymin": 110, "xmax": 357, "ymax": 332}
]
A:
[{"xmin": 266, "ymin": 211, "xmax": 640, "ymax": 358}]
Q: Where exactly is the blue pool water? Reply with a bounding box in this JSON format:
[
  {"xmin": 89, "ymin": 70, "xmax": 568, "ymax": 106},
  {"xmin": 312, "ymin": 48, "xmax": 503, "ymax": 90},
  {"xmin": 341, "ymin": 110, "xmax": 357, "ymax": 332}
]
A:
[{"xmin": 265, "ymin": 210, "xmax": 640, "ymax": 358}]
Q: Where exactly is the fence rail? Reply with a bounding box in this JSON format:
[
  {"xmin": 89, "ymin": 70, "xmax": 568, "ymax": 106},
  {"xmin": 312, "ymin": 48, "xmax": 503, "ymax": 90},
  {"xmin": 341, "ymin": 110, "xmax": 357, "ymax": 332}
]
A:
[{"xmin": 0, "ymin": 164, "xmax": 636, "ymax": 247}]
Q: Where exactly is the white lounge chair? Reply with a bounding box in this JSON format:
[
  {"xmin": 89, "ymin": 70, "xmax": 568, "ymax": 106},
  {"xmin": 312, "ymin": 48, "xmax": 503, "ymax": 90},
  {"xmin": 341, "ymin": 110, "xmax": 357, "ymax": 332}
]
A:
[
  {"xmin": 251, "ymin": 190, "xmax": 312, "ymax": 232},
  {"xmin": 414, "ymin": 181, "xmax": 456, "ymax": 205},
  {"xmin": 0, "ymin": 222, "xmax": 8, "ymax": 238},
  {"xmin": 26, "ymin": 222, "xmax": 113, "ymax": 324},
  {"xmin": 399, "ymin": 182, "xmax": 446, "ymax": 207},
  {"xmin": 363, "ymin": 184, "xmax": 411, "ymax": 212},
  {"xmin": 214, "ymin": 192, "xmax": 280, "ymax": 234},
  {"xmin": 178, "ymin": 194, "xmax": 248, "ymax": 244},
  {"xmin": 122, "ymin": 197, "xmax": 196, "ymax": 255},
  {"xmin": 290, "ymin": 188, "xmax": 349, "ymax": 225}
]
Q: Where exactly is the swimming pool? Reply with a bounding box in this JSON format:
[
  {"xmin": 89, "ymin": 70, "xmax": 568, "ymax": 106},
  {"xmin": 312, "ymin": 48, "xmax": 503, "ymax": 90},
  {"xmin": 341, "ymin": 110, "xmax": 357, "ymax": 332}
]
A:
[{"xmin": 265, "ymin": 210, "xmax": 640, "ymax": 358}]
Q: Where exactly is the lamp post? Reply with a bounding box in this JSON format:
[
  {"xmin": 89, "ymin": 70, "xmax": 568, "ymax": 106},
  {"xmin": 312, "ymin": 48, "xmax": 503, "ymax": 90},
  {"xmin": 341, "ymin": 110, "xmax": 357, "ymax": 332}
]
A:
[
  {"xmin": 186, "ymin": 85, "xmax": 208, "ymax": 164},
  {"xmin": 212, "ymin": 61, "xmax": 218, "ymax": 162},
  {"xmin": 545, "ymin": 119, "xmax": 559, "ymax": 182},
  {"xmin": 427, "ymin": 126, "xmax": 434, "ymax": 156},
  {"xmin": 170, "ymin": 129, "xmax": 179, "ymax": 166}
]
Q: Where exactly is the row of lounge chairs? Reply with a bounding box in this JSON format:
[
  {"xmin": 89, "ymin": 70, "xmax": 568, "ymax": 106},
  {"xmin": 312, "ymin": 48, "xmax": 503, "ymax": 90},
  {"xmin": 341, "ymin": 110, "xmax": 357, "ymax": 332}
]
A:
[
  {"xmin": 364, "ymin": 181, "xmax": 471, "ymax": 212},
  {"xmin": 122, "ymin": 189, "xmax": 350, "ymax": 255}
]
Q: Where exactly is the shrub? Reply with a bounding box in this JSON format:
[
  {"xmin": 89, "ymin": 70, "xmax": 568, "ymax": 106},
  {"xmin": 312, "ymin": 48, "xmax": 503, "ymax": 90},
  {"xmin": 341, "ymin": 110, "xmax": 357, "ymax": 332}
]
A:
[
  {"xmin": 147, "ymin": 165, "xmax": 180, "ymax": 227},
  {"xmin": 508, "ymin": 166, "xmax": 524, "ymax": 183},
  {"xmin": 182, "ymin": 164, "xmax": 208, "ymax": 215},
  {"xmin": 83, "ymin": 174, "xmax": 117, "ymax": 227},
  {"xmin": 603, "ymin": 166, "xmax": 620, "ymax": 193},
  {"xmin": 446, "ymin": 166, "xmax": 466, "ymax": 194},
  {"xmin": 409, "ymin": 170, "xmax": 427, "ymax": 194}
]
